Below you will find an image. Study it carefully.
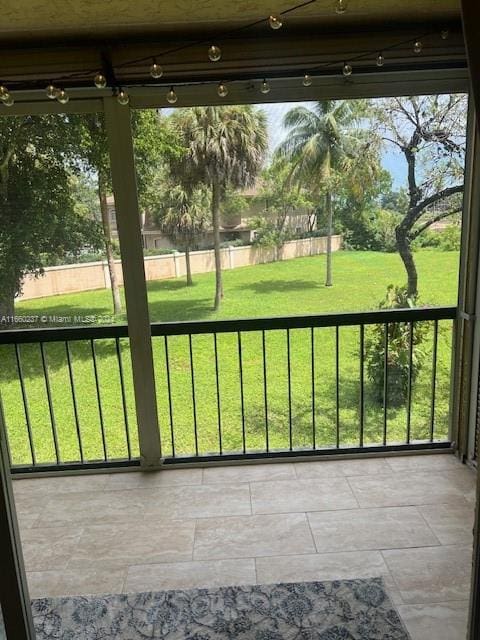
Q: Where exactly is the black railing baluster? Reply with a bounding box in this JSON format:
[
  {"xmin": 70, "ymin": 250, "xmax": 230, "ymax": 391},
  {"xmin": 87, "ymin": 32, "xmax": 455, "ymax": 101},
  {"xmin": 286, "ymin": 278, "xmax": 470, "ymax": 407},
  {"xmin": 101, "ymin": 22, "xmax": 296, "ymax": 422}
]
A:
[
  {"xmin": 237, "ymin": 331, "xmax": 246, "ymax": 454},
  {"xmin": 189, "ymin": 334, "xmax": 199, "ymax": 456},
  {"xmin": 359, "ymin": 325, "xmax": 365, "ymax": 448},
  {"xmin": 287, "ymin": 328, "xmax": 293, "ymax": 451},
  {"xmin": 14, "ymin": 344, "xmax": 36, "ymax": 466},
  {"xmin": 65, "ymin": 341, "xmax": 84, "ymax": 462},
  {"xmin": 383, "ymin": 323, "xmax": 389, "ymax": 446},
  {"xmin": 90, "ymin": 339, "xmax": 107, "ymax": 461},
  {"xmin": 213, "ymin": 333, "xmax": 223, "ymax": 455},
  {"xmin": 406, "ymin": 322, "xmax": 414, "ymax": 444},
  {"xmin": 335, "ymin": 326, "xmax": 340, "ymax": 448},
  {"xmin": 311, "ymin": 327, "xmax": 316, "ymax": 450},
  {"xmin": 39, "ymin": 343, "xmax": 60, "ymax": 464},
  {"xmin": 164, "ymin": 336, "xmax": 175, "ymax": 458},
  {"xmin": 115, "ymin": 337, "xmax": 132, "ymax": 460},
  {"xmin": 430, "ymin": 319, "xmax": 439, "ymax": 442},
  {"xmin": 262, "ymin": 330, "xmax": 269, "ymax": 452}
]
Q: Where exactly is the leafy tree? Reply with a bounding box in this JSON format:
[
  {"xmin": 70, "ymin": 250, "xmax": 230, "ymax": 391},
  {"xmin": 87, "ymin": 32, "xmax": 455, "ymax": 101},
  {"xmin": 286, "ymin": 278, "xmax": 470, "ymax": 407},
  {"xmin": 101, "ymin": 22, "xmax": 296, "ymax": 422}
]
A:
[
  {"xmin": 373, "ymin": 94, "xmax": 467, "ymax": 297},
  {"xmin": 253, "ymin": 158, "xmax": 314, "ymax": 254},
  {"xmin": 220, "ymin": 189, "xmax": 248, "ymax": 228},
  {"xmin": 278, "ymin": 100, "xmax": 380, "ymax": 286},
  {"xmin": 0, "ymin": 115, "xmax": 101, "ymax": 319},
  {"xmin": 170, "ymin": 106, "xmax": 268, "ymax": 310},
  {"xmin": 153, "ymin": 183, "xmax": 210, "ymax": 286},
  {"xmin": 71, "ymin": 110, "xmax": 177, "ymax": 315}
]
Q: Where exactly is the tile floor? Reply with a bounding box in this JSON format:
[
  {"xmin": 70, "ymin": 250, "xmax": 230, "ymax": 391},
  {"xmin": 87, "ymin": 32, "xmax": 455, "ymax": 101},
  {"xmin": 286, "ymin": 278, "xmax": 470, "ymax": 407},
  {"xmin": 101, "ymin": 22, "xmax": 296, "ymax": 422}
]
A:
[{"xmin": 13, "ymin": 453, "xmax": 476, "ymax": 640}]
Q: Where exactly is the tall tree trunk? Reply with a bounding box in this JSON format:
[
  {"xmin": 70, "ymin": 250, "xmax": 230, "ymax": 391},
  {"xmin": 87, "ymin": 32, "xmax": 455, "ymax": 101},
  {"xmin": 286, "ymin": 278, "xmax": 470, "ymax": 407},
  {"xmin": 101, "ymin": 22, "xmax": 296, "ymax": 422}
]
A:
[
  {"xmin": 211, "ymin": 182, "xmax": 223, "ymax": 310},
  {"xmin": 0, "ymin": 289, "xmax": 15, "ymax": 326},
  {"xmin": 98, "ymin": 174, "xmax": 122, "ymax": 316},
  {"xmin": 396, "ymin": 224, "xmax": 418, "ymax": 299},
  {"xmin": 185, "ymin": 244, "xmax": 193, "ymax": 286},
  {"xmin": 325, "ymin": 191, "xmax": 333, "ymax": 287}
]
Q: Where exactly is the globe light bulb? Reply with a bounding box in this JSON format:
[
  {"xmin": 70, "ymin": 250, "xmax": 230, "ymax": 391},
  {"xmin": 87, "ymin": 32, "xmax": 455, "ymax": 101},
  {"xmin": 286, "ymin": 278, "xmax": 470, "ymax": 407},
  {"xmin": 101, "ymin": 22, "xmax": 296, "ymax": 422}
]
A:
[
  {"xmin": 302, "ymin": 74, "xmax": 312, "ymax": 87},
  {"xmin": 166, "ymin": 86, "xmax": 178, "ymax": 104},
  {"xmin": 208, "ymin": 45, "xmax": 222, "ymax": 62},
  {"xmin": 94, "ymin": 73, "xmax": 107, "ymax": 89},
  {"xmin": 3, "ymin": 93, "xmax": 14, "ymax": 107},
  {"xmin": 342, "ymin": 62, "xmax": 352, "ymax": 77},
  {"xmin": 335, "ymin": 0, "xmax": 347, "ymax": 14},
  {"xmin": 441, "ymin": 30, "xmax": 449, "ymax": 40},
  {"xmin": 217, "ymin": 82, "xmax": 228, "ymax": 97},
  {"xmin": 46, "ymin": 83, "xmax": 58, "ymax": 99},
  {"xmin": 413, "ymin": 40, "xmax": 423, "ymax": 53},
  {"xmin": 117, "ymin": 89, "xmax": 129, "ymax": 105},
  {"xmin": 376, "ymin": 53, "xmax": 385, "ymax": 67},
  {"xmin": 150, "ymin": 62, "xmax": 163, "ymax": 79},
  {"xmin": 57, "ymin": 89, "xmax": 69, "ymax": 105},
  {"xmin": 260, "ymin": 79, "xmax": 270, "ymax": 94},
  {"xmin": 268, "ymin": 15, "xmax": 283, "ymax": 30}
]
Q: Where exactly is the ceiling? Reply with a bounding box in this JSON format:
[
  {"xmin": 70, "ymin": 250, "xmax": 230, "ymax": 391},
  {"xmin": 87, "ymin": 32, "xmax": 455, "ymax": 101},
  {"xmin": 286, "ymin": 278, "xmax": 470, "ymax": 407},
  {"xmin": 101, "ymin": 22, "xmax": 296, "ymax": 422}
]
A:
[{"xmin": 0, "ymin": 0, "xmax": 461, "ymax": 45}]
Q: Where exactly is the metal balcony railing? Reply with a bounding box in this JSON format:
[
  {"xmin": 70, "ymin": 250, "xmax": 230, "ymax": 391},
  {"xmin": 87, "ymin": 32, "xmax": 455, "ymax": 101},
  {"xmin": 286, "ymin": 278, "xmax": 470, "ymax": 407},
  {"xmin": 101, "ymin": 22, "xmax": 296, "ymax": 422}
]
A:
[{"xmin": 0, "ymin": 306, "xmax": 456, "ymax": 473}]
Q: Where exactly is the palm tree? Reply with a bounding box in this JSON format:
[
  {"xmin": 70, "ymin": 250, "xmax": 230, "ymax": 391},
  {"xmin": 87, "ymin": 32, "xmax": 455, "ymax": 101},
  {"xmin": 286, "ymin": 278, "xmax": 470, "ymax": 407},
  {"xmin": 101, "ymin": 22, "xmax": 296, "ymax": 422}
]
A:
[
  {"xmin": 171, "ymin": 106, "xmax": 268, "ymax": 309},
  {"xmin": 278, "ymin": 101, "xmax": 376, "ymax": 287},
  {"xmin": 157, "ymin": 184, "xmax": 209, "ymax": 286}
]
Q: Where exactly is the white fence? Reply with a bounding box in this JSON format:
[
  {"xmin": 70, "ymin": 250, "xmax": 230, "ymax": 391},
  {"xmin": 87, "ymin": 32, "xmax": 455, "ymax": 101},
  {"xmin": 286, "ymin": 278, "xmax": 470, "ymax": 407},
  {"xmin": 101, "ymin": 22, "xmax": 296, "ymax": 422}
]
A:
[{"xmin": 19, "ymin": 235, "xmax": 342, "ymax": 301}]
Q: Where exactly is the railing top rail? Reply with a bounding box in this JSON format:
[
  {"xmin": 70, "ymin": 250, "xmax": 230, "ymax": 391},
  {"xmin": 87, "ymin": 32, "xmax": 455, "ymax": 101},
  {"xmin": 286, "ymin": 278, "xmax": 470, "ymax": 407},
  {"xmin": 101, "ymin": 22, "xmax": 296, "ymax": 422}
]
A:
[{"xmin": 0, "ymin": 306, "xmax": 457, "ymax": 344}]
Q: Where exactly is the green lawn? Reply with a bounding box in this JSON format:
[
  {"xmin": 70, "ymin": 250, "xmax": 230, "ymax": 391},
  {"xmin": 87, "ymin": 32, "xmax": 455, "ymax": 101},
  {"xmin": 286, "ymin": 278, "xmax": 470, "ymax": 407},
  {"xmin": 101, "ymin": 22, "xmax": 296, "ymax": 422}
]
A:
[{"xmin": 1, "ymin": 250, "xmax": 460, "ymax": 464}]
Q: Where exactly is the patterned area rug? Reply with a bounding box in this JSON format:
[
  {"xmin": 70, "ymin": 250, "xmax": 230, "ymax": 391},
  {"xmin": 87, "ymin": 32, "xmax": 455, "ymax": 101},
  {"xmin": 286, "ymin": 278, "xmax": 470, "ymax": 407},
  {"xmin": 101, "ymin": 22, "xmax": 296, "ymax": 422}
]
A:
[{"xmin": 16, "ymin": 578, "xmax": 411, "ymax": 639}]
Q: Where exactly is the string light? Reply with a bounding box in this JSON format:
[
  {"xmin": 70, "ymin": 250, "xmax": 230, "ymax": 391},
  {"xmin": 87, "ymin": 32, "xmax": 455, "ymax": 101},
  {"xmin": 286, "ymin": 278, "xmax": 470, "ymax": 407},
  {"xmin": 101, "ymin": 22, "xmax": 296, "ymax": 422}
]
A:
[
  {"xmin": 56, "ymin": 89, "xmax": 69, "ymax": 104},
  {"xmin": 150, "ymin": 61, "xmax": 163, "ymax": 79},
  {"xmin": 0, "ymin": 85, "xmax": 9, "ymax": 100},
  {"xmin": 376, "ymin": 53, "xmax": 385, "ymax": 67},
  {"xmin": 441, "ymin": 30, "xmax": 449, "ymax": 40},
  {"xmin": 268, "ymin": 15, "xmax": 283, "ymax": 29},
  {"xmin": 342, "ymin": 62, "xmax": 352, "ymax": 76},
  {"xmin": 46, "ymin": 83, "xmax": 58, "ymax": 99},
  {"xmin": 335, "ymin": 0, "xmax": 347, "ymax": 14},
  {"xmin": 413, "ymin": 40, "xmax": 423, "ymax": 53},
  {"xmin": 208, "ymin": 45, "xmax": 222, "ymax": 62},
  {"xmin": 166, "ymin": 86, "xmax": 178, "ymax": 104},
  {"xmin": 302, "ymin": 74, "xmax": 312, "ymax": 86},
  {"xmin": 116, "ymin": 88, "xmax": 129, "ymax": 105},
  {"xmin": 260, "ymin": 79, "xmax": 271, "ymax": 94},
  {"xmin": 94, "ymin": 73, "xmax": 107, "ymax": 89},
  {"xmin": 3, "ymin": 93, "xmax": 14, "ymax": 107},
  {"xmin": 217, "ymin": 81, "xmax": 229, "ymax": 97}
]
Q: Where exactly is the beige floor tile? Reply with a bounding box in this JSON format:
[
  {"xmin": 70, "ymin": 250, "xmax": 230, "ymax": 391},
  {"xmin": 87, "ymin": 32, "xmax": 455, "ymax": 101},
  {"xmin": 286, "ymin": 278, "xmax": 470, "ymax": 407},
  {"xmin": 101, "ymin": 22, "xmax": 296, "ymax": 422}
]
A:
[
  {"xmin": 34, "ymin": 483, "xmax": 251, "ymax": 527},
  {"xmin": 250, "ymin": 478, "xmax": 357, "ymax": 514},
  {"xmin": 308, "ymin": 506, "xmax": 440, "ymax": 552},
  {"xmin": 194, "ymin": 513, "xmax": 315, "ymax": 560},
  {"xmin": 348, "ymin": 472, "xmax": 469, "ymax": 508},
  {"xmin": 419, "ymin": 502, "xmax": 474, "ymax": 545},
  {"xmin": 385, "ymin": 454, "xmax": 460, "ymax": 473},
  {"xmin": 105, "ymin": 468, "xmax": 203, "ymax": 490},
  {"xmin": 398, "ymin": 601, "xmax": 469, "ymax": 640},
  {"xmin": 21, "ymin": 526, "xmax": 82, "ymax": 572},
  {"xmin": 383, "ymin": 545, "xmax": 472, "ymax": 604},
  {"xmin": 68, "ymin": 520, "xmax": 195, "ymax": 569},
  {"xmin": 125, "ymin": 559, "xmax": 256, "ymax": 592},
  {"xmin": 13, "ymin": 474, "xmax": 108, "ymax": 496},
  {"xmin": 203, "ymin": 463, "xmax": 295, "ymax": 484},
  {"xmin": 27, "ymin": 567, "xmax": 127, "ymax": 598},
  {"xmin": 294, "ymin": 458, "xmax": 391, "ymax": 479},
  {"xmin": 255, "ymin": 550, "xmax": 392, "ymax": 584}
]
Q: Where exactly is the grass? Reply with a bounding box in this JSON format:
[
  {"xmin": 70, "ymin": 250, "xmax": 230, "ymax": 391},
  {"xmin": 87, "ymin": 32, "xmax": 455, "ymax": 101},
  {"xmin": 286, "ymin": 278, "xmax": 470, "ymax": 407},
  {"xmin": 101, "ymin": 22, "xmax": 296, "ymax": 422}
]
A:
[{"xmin": 0, "ymin": 250, "xmax": 460, "ymax": 465}]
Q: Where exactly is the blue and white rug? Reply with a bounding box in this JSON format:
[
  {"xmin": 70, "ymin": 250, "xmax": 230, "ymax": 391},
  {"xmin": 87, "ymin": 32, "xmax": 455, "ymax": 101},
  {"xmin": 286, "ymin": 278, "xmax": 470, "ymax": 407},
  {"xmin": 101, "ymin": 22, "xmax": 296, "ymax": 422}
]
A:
[{"xmin": 12, "ymin": 578, "xmax": 411, "ymax": 639}]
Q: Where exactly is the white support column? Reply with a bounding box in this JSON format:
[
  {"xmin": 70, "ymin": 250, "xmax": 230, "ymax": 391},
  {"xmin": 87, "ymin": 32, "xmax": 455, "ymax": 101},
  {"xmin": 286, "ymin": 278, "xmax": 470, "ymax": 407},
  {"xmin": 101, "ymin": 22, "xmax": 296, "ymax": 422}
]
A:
[
  {"xmin": 0, "ymin": 398, "xmax": 36, "ymax": 639},
  {"xmin": 103, "ymin": 97, "xmax": 162, "ymax": 468}
]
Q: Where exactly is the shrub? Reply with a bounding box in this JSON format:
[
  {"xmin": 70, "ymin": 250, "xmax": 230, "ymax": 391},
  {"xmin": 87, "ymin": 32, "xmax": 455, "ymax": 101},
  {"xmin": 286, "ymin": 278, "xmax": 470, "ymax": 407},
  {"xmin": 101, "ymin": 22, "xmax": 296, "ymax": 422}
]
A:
[{"xmin": 365, "ymin": 285, "xmax": 428, "ymax": 407}]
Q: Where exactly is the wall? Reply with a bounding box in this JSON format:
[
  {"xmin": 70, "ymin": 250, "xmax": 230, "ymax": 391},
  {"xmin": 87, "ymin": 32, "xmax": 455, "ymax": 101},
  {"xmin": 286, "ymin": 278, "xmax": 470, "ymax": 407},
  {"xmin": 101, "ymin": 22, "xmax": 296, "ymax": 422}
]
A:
[{"xmin": 19, "ymin": 235, "xmax": 342, "ymax": 301}]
